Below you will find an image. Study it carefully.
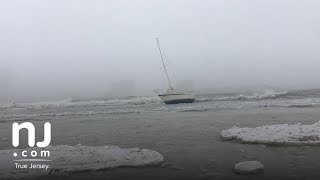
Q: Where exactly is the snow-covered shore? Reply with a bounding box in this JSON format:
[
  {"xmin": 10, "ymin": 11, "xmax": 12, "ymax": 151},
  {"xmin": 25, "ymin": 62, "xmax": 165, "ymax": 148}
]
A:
[
  {"xmin": 221, "ymin": 121, "xmax": 320, "ymax": 145},
  {"xmin": 0, "ymin": 145, "xmax": 164, "ymax": 178}
]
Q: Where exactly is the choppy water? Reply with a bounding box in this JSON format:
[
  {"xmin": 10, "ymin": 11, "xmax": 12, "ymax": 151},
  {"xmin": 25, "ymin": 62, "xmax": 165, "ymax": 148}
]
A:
[
  {"xmin": 1, "ymin": 89, "xmax": 320, "ymax": 179},
  {"xmin": 1, "ymin": 89, "xmax": 320, "ymax": 122}
]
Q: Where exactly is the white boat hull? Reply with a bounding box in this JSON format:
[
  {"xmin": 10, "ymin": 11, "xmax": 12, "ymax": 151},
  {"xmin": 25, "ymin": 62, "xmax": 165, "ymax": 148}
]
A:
[{"xmin": 158, "ymin": 94, "xmax": 195, "ymax": 104}]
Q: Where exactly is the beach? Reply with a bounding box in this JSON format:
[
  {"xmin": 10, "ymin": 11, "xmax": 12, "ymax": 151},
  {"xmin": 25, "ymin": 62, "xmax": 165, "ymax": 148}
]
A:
[{"xmin": 1, "ymin": 90, "xmax": 320, "ymax": 179}]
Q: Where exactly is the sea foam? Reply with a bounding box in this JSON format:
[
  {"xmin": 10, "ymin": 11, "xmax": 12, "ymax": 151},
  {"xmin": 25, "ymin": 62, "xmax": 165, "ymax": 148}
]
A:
[{"xmin": 196, "ymin": 89, "xmax": 288, "ymax": 102}]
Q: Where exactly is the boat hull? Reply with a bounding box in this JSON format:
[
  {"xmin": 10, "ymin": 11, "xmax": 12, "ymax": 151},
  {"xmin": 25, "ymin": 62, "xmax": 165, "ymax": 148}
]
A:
[
  {"xmin": 163, "ymin": 98, "xmax": 195, "ymax": 104},
  {"xmin": 158, "ymin": 94, "xmax": 195, "ymax": 104}
]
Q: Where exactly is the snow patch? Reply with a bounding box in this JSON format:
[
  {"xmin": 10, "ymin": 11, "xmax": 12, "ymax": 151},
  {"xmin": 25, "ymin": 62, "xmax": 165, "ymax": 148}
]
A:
[
  {"xmin": 0, "ymin": 145, "xmax": 164, "ymax": 178},
  {"xmin": 221, "ymin": 121, "xmax": 320, "ymax": 145},
  {"xmin": 233, "ymin": 161, "xmax": 264, "ymax": 174}
]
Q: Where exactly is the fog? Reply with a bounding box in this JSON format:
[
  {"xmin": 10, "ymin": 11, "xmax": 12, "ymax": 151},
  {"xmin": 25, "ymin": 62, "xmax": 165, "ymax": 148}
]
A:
[{"xmin": 1, "ymin": 0, "xmax": 320, "ymax": 99}]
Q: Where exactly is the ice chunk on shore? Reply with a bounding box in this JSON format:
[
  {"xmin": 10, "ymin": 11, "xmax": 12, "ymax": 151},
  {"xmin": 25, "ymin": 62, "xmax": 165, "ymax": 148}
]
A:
[
  {"xmin": 221, "ymin": 121, "xmax": 320, "ymax": 145},
  {"xmin": 233, "ymin": 161, "xmax": 264, "ymax": 174},
  {"xmin": 0, "ymin": 145, "xmax": 164, "ymax": 178}
]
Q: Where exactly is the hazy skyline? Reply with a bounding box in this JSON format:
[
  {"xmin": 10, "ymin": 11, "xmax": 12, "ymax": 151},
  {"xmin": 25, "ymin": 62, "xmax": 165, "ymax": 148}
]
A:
[{"xmin": 1, "ymin": 0, "xmax": 320, "ymax": 99}]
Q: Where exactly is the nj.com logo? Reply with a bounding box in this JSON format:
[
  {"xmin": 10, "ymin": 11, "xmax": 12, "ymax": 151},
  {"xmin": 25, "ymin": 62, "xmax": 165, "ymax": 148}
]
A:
[{"xmin": 12, "ymin": 122, "xmax": 51, "ymax": 158}]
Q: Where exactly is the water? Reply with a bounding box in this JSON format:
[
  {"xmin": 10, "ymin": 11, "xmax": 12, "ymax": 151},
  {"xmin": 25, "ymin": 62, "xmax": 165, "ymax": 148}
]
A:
[
  {"xmin": 1, "ymin": 88, "xmax": 320, "ymax": 179},
  {"xmin": 2, "ymin": 89, "xmax": 320, "ymax": 122}
]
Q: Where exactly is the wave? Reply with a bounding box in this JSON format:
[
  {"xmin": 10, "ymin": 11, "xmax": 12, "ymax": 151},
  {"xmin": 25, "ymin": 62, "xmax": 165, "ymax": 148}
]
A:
[
  {"xmin": 0, "ymin": 90, "xmax": 289, "ymax": 110},
  {"xmin": 0, "ymin": 109, "xmax": 142, "ymax": 122},
  {"xmin": 196, "ymin": 89, "xmax": 288, "ymax": 102},
  {"xmin": 178, "ymin": 108, "xmax": 211, "ymax": 112},
  {"xmin": 176, "ymin": 106, "xmax": 212, "ymax": 112},
  {"xmin": 0, "ymin": 100, "xmax": 21, "ymax": 109},
  {"xmin": 287, "ymin": 104, "xmax": 314, "ymax": 108},
  {"xmin": 262, "ymin": 103, "xmax": 318, "ymax": 108},
  {"xmin": 13, "ymin": 98, "xmax": 73, "ymax": 109},
  {"xmin": 259, "ymin": 97, "xmax": 320, "ymax": 109},
  {"xmin": 239, "ymin": 89, "xmax": 288, "ymax": 100},
  {"xmin": 1, "ymin": 96, "xmax": 161, "ymax": 110}
]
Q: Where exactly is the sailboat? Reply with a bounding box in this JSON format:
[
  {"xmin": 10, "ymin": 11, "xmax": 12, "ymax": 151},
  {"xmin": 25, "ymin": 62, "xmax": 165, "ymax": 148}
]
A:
[{"xmin": 154, "ymin": 38, "xmax": 195, "ymax": 104}]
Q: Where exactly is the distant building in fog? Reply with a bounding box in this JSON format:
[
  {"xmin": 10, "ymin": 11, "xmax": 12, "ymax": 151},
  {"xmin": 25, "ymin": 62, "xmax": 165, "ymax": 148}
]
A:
[
  {"xmin": 0, "ymin": 68, "xmax": 14, "ymax": 98},
  {"xmin": 111, "ymin": 80, "xmax": 136, "ymax": 97},
  {"xmin": 176, "ymin": 80, "xmax": 195, "ymax": 92}
]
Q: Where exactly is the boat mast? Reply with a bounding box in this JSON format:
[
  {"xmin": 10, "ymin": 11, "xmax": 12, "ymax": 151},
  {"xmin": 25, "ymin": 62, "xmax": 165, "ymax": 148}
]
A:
[{"xmin": 156, "ymin": 37, "xmax": 173, "ymax": 89}]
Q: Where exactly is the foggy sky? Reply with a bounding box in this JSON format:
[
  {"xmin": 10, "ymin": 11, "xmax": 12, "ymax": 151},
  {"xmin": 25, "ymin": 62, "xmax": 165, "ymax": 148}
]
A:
[{"xmin": 1, "ymin": 0, "xmax": 320, "ymax": 99}]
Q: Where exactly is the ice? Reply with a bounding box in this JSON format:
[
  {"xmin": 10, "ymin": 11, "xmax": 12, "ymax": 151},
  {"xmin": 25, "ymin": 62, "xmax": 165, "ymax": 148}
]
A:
[
  {"xmin": 221, "ymin": 121, "xmax": 320, "ymax": 145},
  {"xmin": 0, "ymin": 145, "xmax": 164, "ymax": 178},
  {"xmin": 233, "ymin": 161, "xmax": 264, "ymax": 174}
]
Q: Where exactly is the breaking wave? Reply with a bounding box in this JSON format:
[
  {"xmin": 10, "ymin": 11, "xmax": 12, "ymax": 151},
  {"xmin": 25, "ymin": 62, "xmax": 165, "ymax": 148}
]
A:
[
  {"xmin": 12, "ymin": 98, "xmax": 73, "ymax": 109},
  {"xmin": 259, "ymin": 97, "xmax": 320, "ymax": 108},
  {"xmin": 1, "ymin": 96, "xmax": 161, "ymax": 110},
  {"xmin": 0, "ymin": 89, "xmax": 291, "ymax": 110},
  {"xmin": 0, "ymin": 109, "xmax": 142, "ymax": 122},
  {"xmin": 196, "ymin": 89, "xmax": 288, "ymax": 102},
  {"xmin": 238, "ymin": 89, "xmax": 288, "ymax": 100}
]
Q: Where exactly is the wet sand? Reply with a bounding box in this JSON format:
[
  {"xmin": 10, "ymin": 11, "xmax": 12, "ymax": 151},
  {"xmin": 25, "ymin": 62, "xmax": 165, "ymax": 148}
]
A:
[{"xmin": 3, "ymin": 107, "xmax": 320, "ymax": 179}]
